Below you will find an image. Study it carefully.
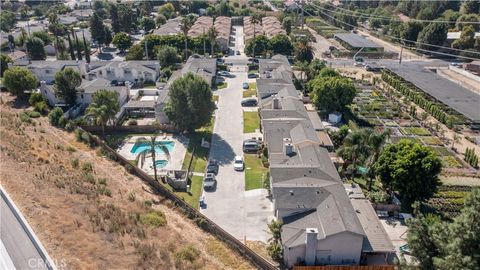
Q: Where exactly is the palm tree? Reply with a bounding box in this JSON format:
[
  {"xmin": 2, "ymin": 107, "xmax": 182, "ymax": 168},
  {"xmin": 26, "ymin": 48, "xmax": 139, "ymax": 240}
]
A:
[
  {"xmin": 294, "ymin": 37, "xmax": 314, "ymax": 62},
  {"xmin": 207, "ymin": 26, "xmax": 218, "ymax": 56},
  {"xmin": 85, "ymin": 104, "xmax": 108, "ymax": 137},
  {"xmin": 365, "ymin": 130, "xmax": 389, "ymax": 190},
  {"xmin": 338, "ymin": 129, "xmax": 370, "ymax": 175},
  {"xmin": 135, "ymin": 136, "xmax": 170, "ymax": 182},
  {"xmin": 181, "ymin": 15, "xmax": 195, "ymax": 61}
]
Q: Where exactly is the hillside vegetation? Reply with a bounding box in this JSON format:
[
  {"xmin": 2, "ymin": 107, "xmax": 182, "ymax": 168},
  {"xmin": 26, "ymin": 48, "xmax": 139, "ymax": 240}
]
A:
[{"xmin": 0, "ymin": 93, "xmax": 254, "ymax": 270}]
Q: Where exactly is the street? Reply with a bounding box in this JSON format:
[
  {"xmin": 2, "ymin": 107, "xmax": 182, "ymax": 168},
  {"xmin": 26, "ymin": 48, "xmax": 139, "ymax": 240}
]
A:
[{"xmin": 200, "ymin": 26, "xmax": 274, "ymax": 243}]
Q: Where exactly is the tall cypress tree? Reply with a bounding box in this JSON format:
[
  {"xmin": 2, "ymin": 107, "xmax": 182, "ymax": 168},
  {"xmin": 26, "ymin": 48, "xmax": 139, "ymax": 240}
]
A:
[
  {"xmin": 67, "ymin": 32, "xmax": 76, "ymax": 60},
  {"xmin": 83, "ymin": 31, "xmax": 90, "ymax": 63},
  {"xmin": 74, "ymin": 30, "xmax": 82, "ymax": 61}
]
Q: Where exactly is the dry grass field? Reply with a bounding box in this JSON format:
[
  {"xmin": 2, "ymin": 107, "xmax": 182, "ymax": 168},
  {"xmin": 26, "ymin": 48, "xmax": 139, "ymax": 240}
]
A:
[{"xmin": 0, "ymin": 93, "xmax": 254, "ymax": 270}]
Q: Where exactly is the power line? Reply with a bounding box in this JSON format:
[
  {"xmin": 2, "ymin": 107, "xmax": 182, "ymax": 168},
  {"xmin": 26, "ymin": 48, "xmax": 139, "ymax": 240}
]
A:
[
  {"xmin": 321, "ymin": 2, "xmax": 480, "ymax": 25},
  {"xmin": 307, "ymin": 3, "xmax": 480, "ymax": 58}
]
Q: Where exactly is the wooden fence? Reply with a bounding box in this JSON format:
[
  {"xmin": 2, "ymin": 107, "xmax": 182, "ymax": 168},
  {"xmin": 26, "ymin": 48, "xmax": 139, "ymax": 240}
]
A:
[
  {"xmin": 82, "ymin": 124, "xmax": 177, "ymax": 135},
  {"xmin": 294, "ymin": 266, "xmax": 395, "ymax": 270},
  {"xmin": 85, "ymin": 130, "xmax": 277, "ymax": 270}
]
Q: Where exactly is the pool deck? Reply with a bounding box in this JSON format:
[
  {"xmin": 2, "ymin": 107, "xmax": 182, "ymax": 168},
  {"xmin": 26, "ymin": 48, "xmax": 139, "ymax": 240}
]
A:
[{"xmin": 116, "ymin": 135, "xmax": 189, "ymax": 175}]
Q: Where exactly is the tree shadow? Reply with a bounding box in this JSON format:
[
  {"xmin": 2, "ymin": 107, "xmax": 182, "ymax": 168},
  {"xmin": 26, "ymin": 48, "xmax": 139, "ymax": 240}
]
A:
[{"xmin": 209, "ymin": 133, "xmax": 236, "ymax": 166}]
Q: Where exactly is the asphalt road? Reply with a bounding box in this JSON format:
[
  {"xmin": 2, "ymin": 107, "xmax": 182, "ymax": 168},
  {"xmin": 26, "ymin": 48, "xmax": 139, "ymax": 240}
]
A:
[
  {"xmin": 200, "ymin": 26, "xmax": 274, "ymax": 243},
  {"xmin": 1, "ymin": 194, "xmax": 49, "ymax": 270}
]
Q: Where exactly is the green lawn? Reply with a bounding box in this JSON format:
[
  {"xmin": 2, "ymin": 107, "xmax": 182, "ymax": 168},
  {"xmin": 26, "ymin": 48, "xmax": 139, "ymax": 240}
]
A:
[
  {"xmin": 217, "ymin": 82, "xmax": 228, "ymax": 89},
  {"xmin": 244, "ymin": 154, "xmax": 268, "ymax": 191},
  {"xmin": 182, "ymin": 118, "xmax": 214, "ymax": 173},
  {"xmin": 243, "ymin": 111, "xmax": 260, "ymax": 133},
  {"xmin": 242, "ymin": 82, "xmax": 257, "ymax": 98},
  {"xmin": 161, "ymin": 175, "xmax": 203, "ymax": 209}
]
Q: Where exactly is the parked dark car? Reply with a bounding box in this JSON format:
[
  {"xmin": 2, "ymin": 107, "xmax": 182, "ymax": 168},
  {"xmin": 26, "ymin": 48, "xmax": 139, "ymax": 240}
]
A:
[
  {"xmin": 203, "ymin": 173, "xmax": 217, "ymax": 190},
  {"xmin": 206, "ymin": 160, "xmax": 219, "ymax": 175},
  {"xmin": 243, "ymin": 139, "xmax": 261, "ymax": 153},
  {"xmin": 247, "ymin": 73, "xmax": 257, "ymax": 78},
  {"xmin": 241, "ymin": 98, "xmax": 257, "ymax": 107}
]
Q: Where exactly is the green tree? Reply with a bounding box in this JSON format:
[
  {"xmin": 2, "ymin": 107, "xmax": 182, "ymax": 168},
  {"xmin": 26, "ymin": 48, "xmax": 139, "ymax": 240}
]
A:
[
  {"xmin": 82, "ymin": 31, "xmax": 90, "ymax": 63},
  {"xmin": 109, "ymin": 3, "xmax": 120, "ymax": 33},
  {"xmin": 400, "ymin": 21, "xmax": 423, "ymax": 46},
  {"xmin": 269, "ymin": 34, "xmax": 293, "ymax": 55},
  {"xmin": 90, "ymin": 12, "xmax": 106, "ymax": 51},
  {"xmin": 104, "ymin": 27, "xmax": 113, "ymax": 47},
  {"xmin": 117, "ymin": 3, "xmax": 135, "ymax": 33},
  {"xmin": 460, "ymin": 0, "xmax": 480, "ymax": 14},
  {"xmin": 250, "ymin": 12, "xmax": 264, "ymax": 59},
  {"xmin": 318, "ymin": 67, "xmax": 340, "ymax": 78},
  {"xmin": 0, "ymin": 54, "xmax": 13, "ymax": 77},
  {"xmin": 207, "ymin": 26, "xmax": 218, "ymax": 56},
  {"xmin": 158, "ymin": 3, "xmax": 175, "ymax": 19},
  {"xmin": 452, "ymin": 25, "xmax": 475, "ymax": 50},
  {"xmin": 0, "ymin": 10, "xmax": 16, "ymax": 32},
  {"xmin": 310, "ymin": 76, "xmax": 356, "ymax": 112},
  {"xmin": 54, "ymin": 68, "xmax": 81, "ymax": 106},
  {"xmin": 328, "ymin": 125, "xmax": 349, "ymax": 148},
  {"xmin": 156, "ymin": 14, "xmax": 167, "ymax": 26},
  {"xmin": 245, "ymin": 35, "xmax": 269, "ymax": 57},
  {"xmin": 112, "ymin": 32, "xmax": 132, "ymax": 53},
  {"xmin": 306, "ymin": 59, "xmax": 327, "ymax": 80},
  {"xmin": 85, "ymin": 89, "xmax": 119, "ymax": 137},
  {"xmin": 266, "ymin": 220, "xmax": 283, "ymax": 261},
  {"xmin": 67, "ymin": 32, "xmax": 76, "ymax": 60},
  {"xmin": 26, "ymin": 37, "xmax": 46, "ymax": 60},
  {"xmin": 337, "ymin": 128, "xmax": 371, "ymax": 172},
  {"xmin": 157, "ymin": 46, "xmax": 179, "ymax": 68},
  {"xmin": 32, "ymin": 31, "xmax": 52, "ymax": 45},
  {"xmin": 417, "ymin": 22, "xmax": 448, "ymax": 50},
  {"xmin": 125, "ymin": 44, "xmax": 144, "ymax": 60},
  {"xmin": 180, "ymin": 15, "xmax": 195, "ymax": 60},
  {"xmin": 140, "ymin": 17, "xmax": 156, "ymax": 32},
  {"xmin": 164, "ymin": 72, "xmax": 215, "ymax": 131},
  {"xmin": 3, "ymin": 67, "xmax": 38, "ymax": 98},
  {"xmin": 48, "ymin": 107, "xmax": 64, "ymax": 126},
  {"xmin": 374, "ymin": 139, "xmax": 442, "ymax": 210},
  {"xmin": 294, "ymin": 37, "xmax": 314, "ymax": 63},
  {"xmin": 282, "ymin": 17, "xmax": 293, "ymax": 35}
]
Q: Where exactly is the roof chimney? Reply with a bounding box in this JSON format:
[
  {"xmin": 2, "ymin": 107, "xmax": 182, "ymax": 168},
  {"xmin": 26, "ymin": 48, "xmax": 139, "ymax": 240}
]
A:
[
  {"xmin": 272, "ymin": 95, "xmax": 280, "ymax": 109},
  {"xmin": 305, "ymin": 228, "xmax": 318, "ymax": 266}
]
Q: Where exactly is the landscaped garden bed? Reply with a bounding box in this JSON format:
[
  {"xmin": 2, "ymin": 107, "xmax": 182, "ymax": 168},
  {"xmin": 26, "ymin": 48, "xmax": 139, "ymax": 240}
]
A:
[
  {"xmin": 425, "ymin": 185, "xmax": 472, "ymax": 218},
  {"xmin": 401, "ymin": 127, "xmax": 431, "ymax": 136}
]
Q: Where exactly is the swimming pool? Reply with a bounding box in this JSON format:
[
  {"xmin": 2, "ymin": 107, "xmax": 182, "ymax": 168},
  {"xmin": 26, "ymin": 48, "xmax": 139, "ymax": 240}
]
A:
[
  {"xmin": 155, "ymin": 160, "xmax": 168, "ymax": 169},
  {"xmin": 130, "ymin": 141, "xmax": 175, "ymax": 155}
]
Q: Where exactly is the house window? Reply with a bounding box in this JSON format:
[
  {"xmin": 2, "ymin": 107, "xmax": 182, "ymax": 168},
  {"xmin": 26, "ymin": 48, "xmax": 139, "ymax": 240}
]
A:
[
  {"xmin": 81, "ymin": 94, "xmax": 84, "ymax": 99},
  {"xmin": 45, "ymin": 70, "xmax": 51, "ymax": 74},
  {"xmin": 124, "ymin": 69, "xmax": 131, "ymax": 74},
  {"xmin": 99, "ymin": 71, "xmax": 103, "ymax": 75}
]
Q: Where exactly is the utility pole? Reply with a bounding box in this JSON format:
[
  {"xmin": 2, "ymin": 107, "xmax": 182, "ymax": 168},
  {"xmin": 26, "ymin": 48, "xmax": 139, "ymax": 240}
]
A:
[
  {"xmin": 399, "ymin": 46, "xmax": 403, "ymax": 65},
  {"xmin": 203, "ymin": 27, "xmax": 206, "ymax": 57},
  {"xmin": 145, "ymin": 39, "xmax": 148, "ymax": 60},
  {"xmin": 301, "ymin": 0, "xmax": 305, "ymax": 30}
]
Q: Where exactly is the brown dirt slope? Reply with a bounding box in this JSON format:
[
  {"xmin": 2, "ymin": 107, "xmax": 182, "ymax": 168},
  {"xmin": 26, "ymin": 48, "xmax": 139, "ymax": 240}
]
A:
[{"xmin": 0, "ymin": 94, "xmax": 254, "ymax": 270}]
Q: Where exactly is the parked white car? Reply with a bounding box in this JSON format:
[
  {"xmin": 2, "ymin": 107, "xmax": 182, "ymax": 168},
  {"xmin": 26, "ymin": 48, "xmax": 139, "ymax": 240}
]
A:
[{"xmin": 233, "ymin": 156, "xmax": 244, "ymax": 171}]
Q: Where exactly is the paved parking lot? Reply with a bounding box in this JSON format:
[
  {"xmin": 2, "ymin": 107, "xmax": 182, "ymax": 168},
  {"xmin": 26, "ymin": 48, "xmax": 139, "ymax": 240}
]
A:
[{"xmin": 200, "ymin": 26, "xmax": 274, "ymax": 243}]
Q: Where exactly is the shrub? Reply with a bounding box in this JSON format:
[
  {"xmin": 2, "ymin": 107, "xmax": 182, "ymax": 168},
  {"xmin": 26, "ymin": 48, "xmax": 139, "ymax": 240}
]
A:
[
  {"xmin": 174, "ymin": 245, "xmax": 200, "ymax": 265},
  {"xmin": 139, "ymin": 210, "xmax": 167, "ymax": 228},
  {"xmin": 128, "ymin": 119, "xmax": 138, "ymax": 126},
  {"xmin": 29, "ymin": 92, "xmax": 44, "ymax": 106},
  {"xmin": 75, "ymin": 128, "xmax": 84, "ymax": 141},
  {"xmin": 71, "ymin": 158, "xmax": 79, "ymax": 168},
  {"xmin": 24, "ymin": 110, "xmax": 41, "ymax": 118},
  {"xmin": 34, "ymin": 101, "xmax": 48, "ymax": 114},
  {"xmin": 58, "ymin": 116, "xmax": 67, "ymax": 128},
  {"xmin": 48, "ymin": 107, "xmax": 63, "ymax": 126},
  {"xmin": 82, "ymin": 162, "xmax": 93, "ymax": 173},
  {"xmin": 19, "ymin": 112, "xmax": 32, "ymax": 123},
  {"xmin": 64, "ymin": 121, "xmax": 75, "ymax": 132}
]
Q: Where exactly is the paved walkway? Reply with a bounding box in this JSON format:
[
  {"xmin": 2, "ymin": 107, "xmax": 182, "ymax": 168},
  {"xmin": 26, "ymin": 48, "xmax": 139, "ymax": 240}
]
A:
[{"xmin": 200, "ymin": 26, "xmax": 274, "ymax": 243}]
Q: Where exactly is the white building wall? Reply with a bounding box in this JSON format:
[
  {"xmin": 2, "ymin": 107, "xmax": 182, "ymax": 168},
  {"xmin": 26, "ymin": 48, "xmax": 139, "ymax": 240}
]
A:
[{"xmin": 283, "ymin": 232, "xmax": 363, "ymax": 267}]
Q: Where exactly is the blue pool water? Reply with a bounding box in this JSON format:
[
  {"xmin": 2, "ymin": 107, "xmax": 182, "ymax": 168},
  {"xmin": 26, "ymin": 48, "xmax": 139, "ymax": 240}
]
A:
[
  {"xmin": 130, "ymin": 141, "xmax": 175, "ymax": 155},
  {"xmin": 155, "ymin": 160, "xmax": 168, "ymax": 168}
]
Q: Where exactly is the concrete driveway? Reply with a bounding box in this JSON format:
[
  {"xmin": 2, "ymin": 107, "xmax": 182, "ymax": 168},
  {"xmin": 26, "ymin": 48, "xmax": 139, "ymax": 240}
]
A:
[{"xmin": 200, "ymin": 26, "xmax": 274, "ymax": 243}]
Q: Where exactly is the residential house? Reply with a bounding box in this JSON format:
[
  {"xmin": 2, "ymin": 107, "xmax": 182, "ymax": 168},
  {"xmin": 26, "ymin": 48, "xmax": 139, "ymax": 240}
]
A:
[
  {"xmin": 6, "ymin": 50, "xmax": 27, "ymax": 62},
  {"xmin": 213, "ymin": 16, "xmax": 232, "ymax": 51},
  {"xmin": 86, "ymin": 61, "xmax": 160, "ymax": 84},
  {"xmin": 39, "ymin": 78, "xmax": 129, "ymax": 107},
  {"xmin": 153, "ymin": 17, "xmax": 182, "ymax": 36},
  {"xmin": 153, "ymin": 55, "xmax": 216, "ymax": 124},
  {"xmin": 188, "ymin": 16, "xmax": 213, "ymax": 38},
  {"xmin": 257, "ymin": 53, "xmax": 393, "ymax": 267},
  {"xmin": 15, "ymin": 60, "xmax": 87, "ymax": 84}
]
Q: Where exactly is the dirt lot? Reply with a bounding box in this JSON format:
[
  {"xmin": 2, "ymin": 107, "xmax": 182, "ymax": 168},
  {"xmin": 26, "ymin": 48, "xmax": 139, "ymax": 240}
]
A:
[{"xmin": 0, "ymin": 93, "xmax": 254, "ymax": 270}]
